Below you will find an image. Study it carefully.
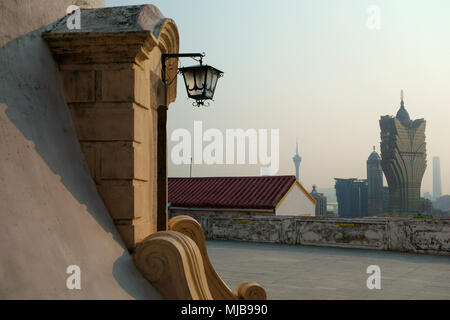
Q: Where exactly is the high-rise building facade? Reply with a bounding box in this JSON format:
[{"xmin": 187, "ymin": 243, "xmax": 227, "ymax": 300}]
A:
[
  {"xmin": 379, "ymin": 91, "xmax": 427, "ymax": 215},
  {"xmin": 382, "ymin": 186, "xmax": 390, "ymax": 213},
  {"xmin": 292, "ymin": 140, "xmax": 302, "ymax": 181},
  {"xmin": 367, "ymin": 147, "xmax": 384, "ymax": 216},
  {"xmin": 334, "ymin": 178, "xmax": 368, "ymax": 217},
  {"xmin": 310, "ymin": 185, "xmax": 327, "ymax": 216},
  {"xmin": 433, "ymin": 156, "xmax": 442, "ymax": 200}
]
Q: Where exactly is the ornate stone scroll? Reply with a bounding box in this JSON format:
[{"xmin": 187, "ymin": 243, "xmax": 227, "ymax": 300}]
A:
[
  {"xmin": 134, "ymin": 230, "xmax": 213, "ymax": 300},
  {"xmin": 237, "ymin": 281, "xmax": 267, "ymax": 300},
  {"xmin": 168, "ymin": 215, "xmax": 267, "ymax": 300}
]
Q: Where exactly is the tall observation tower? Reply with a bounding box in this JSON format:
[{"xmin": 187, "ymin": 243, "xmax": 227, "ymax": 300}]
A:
[
  {"xmin": 379, "ymin": 90, "xmax": 427, "ymax": 214},
  {"xmin": 292, "ymin": 140, "xmax": 302, "ymax": 181}
]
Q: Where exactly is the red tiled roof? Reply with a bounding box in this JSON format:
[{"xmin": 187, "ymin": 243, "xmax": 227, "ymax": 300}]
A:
[{"xmin": 168, "ymin": 176, "xmax": 296, "ymax": 210}]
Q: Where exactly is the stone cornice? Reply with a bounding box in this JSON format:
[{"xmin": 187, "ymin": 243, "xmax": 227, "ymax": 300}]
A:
[{"xmin": 43, "ymin": 31, "xmax": 158, "ymax": 64}]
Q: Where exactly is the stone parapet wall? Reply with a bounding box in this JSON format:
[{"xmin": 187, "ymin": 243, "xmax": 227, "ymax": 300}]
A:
[{"xmin": 170, "ymin": 213, "xmax": 450, "ymax": 255}]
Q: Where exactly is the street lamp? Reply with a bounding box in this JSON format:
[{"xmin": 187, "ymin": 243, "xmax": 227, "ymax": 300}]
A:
[{"xmin": 162, "ymin": 53, "xmax": 224, "ymax": 107}]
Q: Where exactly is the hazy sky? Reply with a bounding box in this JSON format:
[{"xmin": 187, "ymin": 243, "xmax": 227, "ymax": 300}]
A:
[{"xmin": 107, "ymin": 0, "xmax": 450, "ymax": 194}]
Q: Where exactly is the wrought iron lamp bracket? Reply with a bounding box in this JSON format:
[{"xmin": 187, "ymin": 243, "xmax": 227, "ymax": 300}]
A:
[{"xmin": 161, "ymin": 52, "xmax": 206, "ymax": 82}]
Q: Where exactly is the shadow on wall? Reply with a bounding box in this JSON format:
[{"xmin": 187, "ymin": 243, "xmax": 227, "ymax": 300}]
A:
[
  {"xmin": 0, "ymin": 27, "xmax": 159, "ymax": 299},
  {"xmin": 0, "ymin": 26, "xmax": 124, "ymax": 245}
]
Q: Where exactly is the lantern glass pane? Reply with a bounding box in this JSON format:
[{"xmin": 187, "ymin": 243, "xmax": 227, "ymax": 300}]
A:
[
  {"xmin": 204, "ymin": 68, "xmax": 215, "ymax": 99},
  {"xmin": 182, "ymin": 67, "xmax": 205, "ymax": 98},
  {"xmin": 209, "ymin": 70, "xmax": 220, "ymax": 98},
  {"xmin": 182, "ymin": 69, "xmax": 195, "ymax": 91},
  {"xmin": 195, "ymin": 68, "xmax": 206, "ymax": 91}
]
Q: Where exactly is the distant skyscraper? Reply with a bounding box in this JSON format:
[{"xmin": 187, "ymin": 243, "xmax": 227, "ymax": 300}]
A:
[
  {"xmin": 423, "ymin": 191, "xmax": 432, "ymax": 200},
  {"xmin": 433, "ymin": 156, "xmax": 442, "ymax": 200},
  {"xmin": 292, "ymin": 140, "xmax": 302, "ymax": 181},
  {"xmin": 334, "ymin": 178, "xmax": 368, "ymax": 217},
  {"xmin": 367, "ymin": 146, "xmax": 384, "ymax": 216},
  {"xmin": 310, "ymin": 185, "xmax": 327, "ymax": 216},
  {"xmin": 382, "ymin": 186, "xmax": 390, "ymax": 213},
  {"xmin": 379, "ymin": 91, "xmax": 427, "ymax": 215}
]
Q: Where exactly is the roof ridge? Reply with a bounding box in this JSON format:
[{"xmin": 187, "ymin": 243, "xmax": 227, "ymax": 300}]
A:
[{"xmin": 169, "ymin": 175, "xmax": 296, "ymax": 179}]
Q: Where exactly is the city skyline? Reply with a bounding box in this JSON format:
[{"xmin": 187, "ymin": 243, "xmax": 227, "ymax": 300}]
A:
[{"xmin": 108, "ymin": 0, "xmax": 450, "ymax": 194}]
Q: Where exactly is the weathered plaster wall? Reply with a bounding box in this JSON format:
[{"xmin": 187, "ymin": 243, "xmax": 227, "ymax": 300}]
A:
[
  {"xmin": 174, "ymin": 214, "xmax": 450, "ymax": 255},
  {"xmin": 0, "ymin": 0, "xmax": 104, "ymax": 47}
]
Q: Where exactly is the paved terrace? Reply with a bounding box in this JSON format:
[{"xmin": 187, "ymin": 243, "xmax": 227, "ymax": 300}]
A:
[{"xmin": 206, "ymin": 240, "xmax": 450, "ymax": 300}]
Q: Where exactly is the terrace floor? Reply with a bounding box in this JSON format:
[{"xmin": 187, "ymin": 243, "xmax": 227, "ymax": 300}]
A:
[{"xmin": 206, "ymin": 240, "xmax": 450, "ymax": 300}]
